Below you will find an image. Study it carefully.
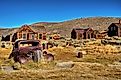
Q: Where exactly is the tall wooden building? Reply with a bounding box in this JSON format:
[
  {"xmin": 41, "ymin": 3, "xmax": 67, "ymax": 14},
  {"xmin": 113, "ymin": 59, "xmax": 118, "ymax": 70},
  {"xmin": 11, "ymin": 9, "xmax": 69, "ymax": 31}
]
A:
[{"xmin": 1, "ymin": 24, "xmax": 47, "ymax": 42}]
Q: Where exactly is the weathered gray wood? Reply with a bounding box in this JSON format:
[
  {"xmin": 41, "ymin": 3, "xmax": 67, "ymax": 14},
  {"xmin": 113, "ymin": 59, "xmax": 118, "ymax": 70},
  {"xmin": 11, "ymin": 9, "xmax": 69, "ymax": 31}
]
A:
[{"xmin": 33, "ymin": 50, "xmax": 41, "ymax": 62}]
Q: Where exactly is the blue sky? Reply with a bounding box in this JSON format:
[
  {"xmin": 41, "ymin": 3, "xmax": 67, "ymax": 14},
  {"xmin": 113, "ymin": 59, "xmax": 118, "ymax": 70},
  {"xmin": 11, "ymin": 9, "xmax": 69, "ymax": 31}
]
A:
[{"xmin": 0, "ymin": 0, "xmax": 121, "ymax": 28}]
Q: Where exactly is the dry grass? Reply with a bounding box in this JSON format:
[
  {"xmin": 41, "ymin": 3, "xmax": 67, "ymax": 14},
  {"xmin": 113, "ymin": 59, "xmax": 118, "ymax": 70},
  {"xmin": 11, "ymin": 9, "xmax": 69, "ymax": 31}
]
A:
[
  {"xmin": 0, "ymin": 48, "xmax": 12, "ymax": 64},
  {"xmin": 48, "ymin": 46, "xmax": 76, "ymax": 61},
  {"xmin": 0, "ymin": 43, "xmax": 121, "ymax": 80}
]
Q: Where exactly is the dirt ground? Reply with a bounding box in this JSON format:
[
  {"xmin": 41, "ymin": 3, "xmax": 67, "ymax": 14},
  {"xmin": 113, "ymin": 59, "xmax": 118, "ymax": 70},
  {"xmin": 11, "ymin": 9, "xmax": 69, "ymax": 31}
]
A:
[{"xmin": 0, "ymin": 42, "xmax": 121, "ymax": 80}]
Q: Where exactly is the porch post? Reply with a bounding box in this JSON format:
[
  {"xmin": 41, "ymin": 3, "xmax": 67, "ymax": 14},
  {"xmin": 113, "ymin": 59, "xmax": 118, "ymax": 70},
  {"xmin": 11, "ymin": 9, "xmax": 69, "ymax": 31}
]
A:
[
  {"xmin": 81, "ymin": 34, "xmax": 83, "ymax": 39},
  {"xmin": 38, "ymin": 33, "xmax": 39, "ymax": 40},
  {"xmin": 90, "ymin": 33, "xmax": 91, "ymax": 39},
  {"xmin": 10, "ymin": 34, "xmax": 12, "ymax": 42},
  {"xmin": 118, "ymin": 28, "xmax": 120, "ymax": 37}
]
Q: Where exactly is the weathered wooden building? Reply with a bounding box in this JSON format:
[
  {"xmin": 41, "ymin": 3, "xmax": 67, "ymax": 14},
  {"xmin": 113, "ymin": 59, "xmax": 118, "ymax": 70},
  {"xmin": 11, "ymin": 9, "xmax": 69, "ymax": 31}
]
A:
[
  {"xmin": 71, "ymin": 27, "xmax": 96, "ymax": 40},
  {"xmin": 71, "ymin": 27, "xmax": 107, "ymax": 40},
  {"xmin": 108, "ymin": 20, "xmax": 121, "ymax": 37},
  {"xmin": 1, "ymin": 24, "xmax": 46, "ymax": 42}
]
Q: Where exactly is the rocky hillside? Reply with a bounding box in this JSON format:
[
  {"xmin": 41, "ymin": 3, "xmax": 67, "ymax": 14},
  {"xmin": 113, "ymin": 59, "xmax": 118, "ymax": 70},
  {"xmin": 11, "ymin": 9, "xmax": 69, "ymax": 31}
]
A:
[
  {"xmin": 32, "ymin": 17, "xmax": 121, "ymax": 37},
  {"xmin": 1, "ymin": 17, "xmax": 121, "ymax": 37}
]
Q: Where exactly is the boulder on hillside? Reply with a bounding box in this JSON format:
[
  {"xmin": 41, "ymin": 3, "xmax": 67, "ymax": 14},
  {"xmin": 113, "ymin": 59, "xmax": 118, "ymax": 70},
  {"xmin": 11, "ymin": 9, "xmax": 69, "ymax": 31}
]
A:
[{"xmin": 56, "ymin": 61, "xmax": 74, "ymax": 68}]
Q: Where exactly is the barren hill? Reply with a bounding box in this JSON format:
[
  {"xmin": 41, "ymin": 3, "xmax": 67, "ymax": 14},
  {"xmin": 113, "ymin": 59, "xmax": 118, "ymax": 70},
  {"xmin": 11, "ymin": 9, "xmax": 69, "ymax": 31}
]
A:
[
  {"xmin": 32, "ymin": 17, "xmax": 121, "ymax": 37},
  {"xmin": 1, "ymin": 17, "xmax": 121, "ymax": 37}
]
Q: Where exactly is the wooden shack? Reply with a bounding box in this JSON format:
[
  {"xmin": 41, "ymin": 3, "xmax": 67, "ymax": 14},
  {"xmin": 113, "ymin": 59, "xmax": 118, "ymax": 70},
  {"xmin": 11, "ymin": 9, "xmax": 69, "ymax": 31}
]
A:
[
  {"xmin": 97, "ymin": 31, "xmax": 107, "ymax": 39},
  {"xmin": 108, "ymin": 20, "xmax": 121, "ymax": 37},
  {"xmin": 71, "ymin": 27, "xmax": 96, "ymax": 40}
]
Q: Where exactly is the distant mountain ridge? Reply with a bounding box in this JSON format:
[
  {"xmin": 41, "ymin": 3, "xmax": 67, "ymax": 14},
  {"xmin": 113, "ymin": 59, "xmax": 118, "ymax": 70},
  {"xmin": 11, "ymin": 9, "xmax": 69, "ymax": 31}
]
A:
[{"xmin": 0, "ymin": 17, "xmax": 121, "ymax": 37}]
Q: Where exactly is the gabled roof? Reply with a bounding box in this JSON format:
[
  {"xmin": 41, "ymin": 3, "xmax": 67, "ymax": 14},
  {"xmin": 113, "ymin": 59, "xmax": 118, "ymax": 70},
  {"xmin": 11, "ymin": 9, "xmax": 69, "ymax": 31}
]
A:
[
  {"xmin": 73, "ymin": 28, "xmax": 85, "ymax": 34},
  {"xmin": 17, "ymin": 24, "xmax": 46, "ymax": 33},
  {"xmin": 1, "ymin": 24, "xmax": 46, "ymax": 37},
  {"xmin": 109, "ymin": 23, "xmax": 121, "ymax": 28},
  {"xmin": 72, "ymin": 27, "xmax": 93, "ymax": 34},
  {"xmin": 17, "ymin": 25, "xmax": 35, "ymax": 33}
]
